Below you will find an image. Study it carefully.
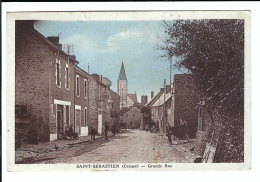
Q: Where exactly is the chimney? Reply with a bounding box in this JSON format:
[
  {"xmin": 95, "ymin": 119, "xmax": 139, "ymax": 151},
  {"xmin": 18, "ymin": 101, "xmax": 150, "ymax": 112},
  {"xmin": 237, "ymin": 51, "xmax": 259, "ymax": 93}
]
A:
[
  {"xmin": 101, "ymin": 75, "xmax": 103, "ymax": 82},
  {"xmin": 160, "ymin": 88, "xmax": 164, "ymax": 92},
  {"xmin": 166, "ymin": 85, "xmax": 171, "ymax": 93},
  {"xmin": 92, "ymin": 74, "xmax": 100, "ymax": 80},
  {"xmin": 69, "ymin": 55, "xmax": 76, "ymax": 60},
  {"xmin": 151, "ymin": 91, "xmax": 154, "ymax": 99},
  {"xmin": 15, "ymin": 20, "xmax": 35, "ymax": 34},
  {"xmin": 141, "ymin": 95, "xmax": 148, "ymax": 105},
  {"xmin": 47, "ymin": 36, "xmax": 60, "ymax": 47}
]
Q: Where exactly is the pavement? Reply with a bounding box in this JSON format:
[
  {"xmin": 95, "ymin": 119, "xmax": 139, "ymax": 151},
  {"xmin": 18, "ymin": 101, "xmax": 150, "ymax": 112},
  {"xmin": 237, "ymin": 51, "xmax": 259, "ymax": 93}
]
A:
[{"xmin": 15, "ymin": 130, "xmax": 198, "ymax": 164}]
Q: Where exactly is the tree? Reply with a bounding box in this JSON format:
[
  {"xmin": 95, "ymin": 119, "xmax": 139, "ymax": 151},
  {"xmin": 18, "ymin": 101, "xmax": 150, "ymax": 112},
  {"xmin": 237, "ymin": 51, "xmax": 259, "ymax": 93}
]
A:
[{"xmin": 156, "ymin": 19, "xmax": 244, "ymax": 116}]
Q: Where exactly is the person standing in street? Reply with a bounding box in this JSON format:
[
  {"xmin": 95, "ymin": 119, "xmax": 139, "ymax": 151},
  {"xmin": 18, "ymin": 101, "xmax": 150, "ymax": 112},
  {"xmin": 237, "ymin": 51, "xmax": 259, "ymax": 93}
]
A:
[
  {"xmin": 112, "ymin": 123, "xmax": 116, "ymax": 136},
  {"xmin": 104, "ymin": 122, "xmax": 109, "ymax": 140},
  {"xmin": 90, "ymin": 121, "xmax": 97, "ymax": 142}
]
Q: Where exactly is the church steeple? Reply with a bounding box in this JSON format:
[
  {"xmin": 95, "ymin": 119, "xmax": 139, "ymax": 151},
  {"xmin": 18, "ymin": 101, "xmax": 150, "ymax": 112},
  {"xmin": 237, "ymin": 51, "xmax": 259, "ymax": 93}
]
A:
[
  {"xmin": 117, "ymin": 61, "xmax": 128, "ymax": 109},
  {"xmin": 118, "ymin": 62, "xmax": 127, "ymax": 81}
]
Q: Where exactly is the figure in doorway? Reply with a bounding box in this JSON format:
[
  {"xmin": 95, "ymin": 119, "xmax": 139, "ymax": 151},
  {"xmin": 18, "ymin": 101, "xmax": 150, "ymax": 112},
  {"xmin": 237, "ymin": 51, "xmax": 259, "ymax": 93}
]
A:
[
  {"xmin": 104, "ymin": 122, "xmax": 109, "ymax": 140},
  {"xmin": 90, "ymin": 121, "xmax": 97, "ymax": 142}
]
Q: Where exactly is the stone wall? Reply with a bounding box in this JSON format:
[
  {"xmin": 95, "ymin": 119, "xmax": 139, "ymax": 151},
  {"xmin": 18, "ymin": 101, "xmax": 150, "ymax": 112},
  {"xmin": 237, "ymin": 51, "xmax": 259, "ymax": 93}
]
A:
[
  {"xmin": 15, "ymin": 21, "xmax": 50, "ymax": 141},
  {"xmin": 15, "ymin": 21, "xmax": 76, "ymax": 141},
  {"xmin": 173, "ymin": 74, "xmax": 200, "ymax": 138},
  {"xmin": 89, "ymin": 76, "xmax": 98, "ymax": 124}
]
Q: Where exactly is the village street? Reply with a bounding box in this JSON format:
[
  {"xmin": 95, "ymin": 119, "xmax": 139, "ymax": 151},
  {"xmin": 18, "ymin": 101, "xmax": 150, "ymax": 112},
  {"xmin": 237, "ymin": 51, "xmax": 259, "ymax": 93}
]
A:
[{"xmin": 16, "ymin": 130, "xmax": 197, "ymax": 164}]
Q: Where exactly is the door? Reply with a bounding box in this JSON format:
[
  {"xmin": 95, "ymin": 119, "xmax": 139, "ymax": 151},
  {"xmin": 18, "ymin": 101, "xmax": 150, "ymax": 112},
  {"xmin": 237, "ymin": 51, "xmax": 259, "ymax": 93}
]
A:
[
  {"xmin": 57, "ymin": 110, "xmax": 63, "ymax": 139},
  {"xmin": 98, "ymin": 111, "xmax": 103, "ymax": 135},
  {"xmin": 75, "ymin": 109, "xmax": 81, "ymax": 135}
]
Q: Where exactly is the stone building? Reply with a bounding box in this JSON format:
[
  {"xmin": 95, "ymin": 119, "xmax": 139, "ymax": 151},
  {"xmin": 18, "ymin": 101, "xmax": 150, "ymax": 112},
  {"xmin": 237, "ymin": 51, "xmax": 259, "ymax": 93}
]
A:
[
  {"xmin": 15, "ymin": 20, "xmax": 77, "ymax": 141},
  {"xmin": 122, "ymin": 107, "xmax": 142, "ymax": 129},
  {"xmin": 169, "ymin": 74, "xmax": 200, "ymax": 138},
  {"xmin": 15, "ymin": 20, "xmax": 120, "ymax": 142},
  {"xmin": 90, "ymin": 74, "xmax": 120, "ymax": 135}
]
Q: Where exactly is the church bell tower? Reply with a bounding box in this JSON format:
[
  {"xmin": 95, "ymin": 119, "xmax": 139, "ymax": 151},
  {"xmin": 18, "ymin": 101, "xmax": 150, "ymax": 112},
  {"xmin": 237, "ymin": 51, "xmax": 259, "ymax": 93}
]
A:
[{"xmin": 117, "ymin": 62, "xmax": 127, "ymax": 109}]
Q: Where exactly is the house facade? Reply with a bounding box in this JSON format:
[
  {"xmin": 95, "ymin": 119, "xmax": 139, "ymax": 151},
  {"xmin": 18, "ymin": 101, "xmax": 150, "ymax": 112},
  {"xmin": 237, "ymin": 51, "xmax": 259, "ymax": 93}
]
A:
[
  {"xmin": 74, "ymin": 66, "xmax": 90, "ymax": 136},
  {"xmin": 122, "ymin": 107, "xmax": 142, "ymax": 129},
  {"xmin": 147, "ymin": 86, "xmax": 172, "ymax": 133},
  {"xmin": 15, "ymin": 20, "xmax": 120, "ymax": 142},
  {"xmin": 15, "ymin": 20, "xmax": 77, "ymax": 141}
]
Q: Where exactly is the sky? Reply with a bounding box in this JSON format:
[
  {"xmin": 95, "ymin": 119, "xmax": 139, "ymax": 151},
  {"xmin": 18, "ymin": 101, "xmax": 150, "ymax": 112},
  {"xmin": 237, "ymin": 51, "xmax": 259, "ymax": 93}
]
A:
[{"xmin": 35, "ymin": 20, "xmax": 184, "ymax": 102}]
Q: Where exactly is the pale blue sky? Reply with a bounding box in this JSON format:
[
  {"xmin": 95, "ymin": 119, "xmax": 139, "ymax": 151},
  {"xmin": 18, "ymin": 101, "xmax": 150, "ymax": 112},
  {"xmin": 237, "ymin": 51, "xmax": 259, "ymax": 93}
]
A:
[{"xmin": 35, "ymin": 20, "xmax": 183, "ymax": 102}]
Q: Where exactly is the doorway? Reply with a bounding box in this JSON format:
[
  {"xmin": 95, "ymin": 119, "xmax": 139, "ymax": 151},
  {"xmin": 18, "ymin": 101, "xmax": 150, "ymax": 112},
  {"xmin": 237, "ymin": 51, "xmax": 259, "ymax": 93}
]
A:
[
  {"xmin": 57, "ymin": 107, "xmax": 63, "ymax": 139},
  {"xmin": 98, "ymin": 111, "xmax": 103, "ymax": 135},
  {"xmin": 75, "ymin": 109, "xmax": 81, "ymax": 135}
]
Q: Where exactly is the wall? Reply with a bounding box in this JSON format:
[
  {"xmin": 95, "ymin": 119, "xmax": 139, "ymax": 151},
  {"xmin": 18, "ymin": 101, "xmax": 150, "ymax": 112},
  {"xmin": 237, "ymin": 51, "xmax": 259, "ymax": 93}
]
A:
[
  {"xmin": 89, "ymin": 76, "xmax": 98, "ymax": 125},
  {"xmin": 16, "ymin": 21, "xmax": 51, "ymax": 141},
  {"xmin": 122, "ymin": 107, "xmax": 142, "ymax": 129},
  {"xmin": 75, "ymin": 68, "xmax": 90, "ymax": 136},
  {"xmin": 15, "ymin": 21, "xmax": 76, "ymax": 141},
  {"xmin": 173, "ymin": 74, "xmax": 200, "ymax": 138}
]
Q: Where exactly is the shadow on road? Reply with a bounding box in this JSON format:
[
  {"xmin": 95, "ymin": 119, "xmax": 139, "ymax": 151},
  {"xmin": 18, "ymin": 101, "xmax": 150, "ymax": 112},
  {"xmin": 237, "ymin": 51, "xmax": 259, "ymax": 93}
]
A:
[{"xmin": 16, "ymin": 135, "xmax": 129, "ymax": 164}]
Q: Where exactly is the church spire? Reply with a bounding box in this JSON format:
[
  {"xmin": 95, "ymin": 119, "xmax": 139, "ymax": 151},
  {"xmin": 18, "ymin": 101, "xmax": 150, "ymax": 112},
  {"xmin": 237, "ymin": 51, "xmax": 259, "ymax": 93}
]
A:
[{"xmin": 118, "ymin": 62, "xmax": 127, "ymax": 80}]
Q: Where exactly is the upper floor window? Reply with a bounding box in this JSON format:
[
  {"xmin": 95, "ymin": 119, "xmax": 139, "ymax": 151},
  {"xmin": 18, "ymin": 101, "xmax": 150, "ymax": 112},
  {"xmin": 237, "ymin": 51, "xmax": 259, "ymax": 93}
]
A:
[
  {"xmin": 84, "ymin": 79, "xmax": 88, "ymax": 99},
  {"xmin": 56, "ymin": 59, "xmax": 61, "ymax": 87},
  {"xmin": 65, "ymin": 64, "xmax": 69, "ymax": 90},
  {"xmin": 76, "ymin": 75, "xmax": 80, "ymax": 97}
]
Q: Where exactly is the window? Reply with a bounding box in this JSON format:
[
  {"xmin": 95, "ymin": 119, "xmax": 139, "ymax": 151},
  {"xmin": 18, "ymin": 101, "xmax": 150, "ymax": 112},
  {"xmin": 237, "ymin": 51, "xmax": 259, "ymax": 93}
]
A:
[
  {"xmin": 65, "ymin": 65, "xmax": 69, "ymax": 90},
  {"xmin": 84, "ymin": 107, "xmax": 87, "ymax": 125},
  {"xmin": 76, "ymin": 75, "xmax": 80, "ymax": 97},
  {"xmin": 126, "ymin": 113, "xmax": 128, "ymax": 117},
  {"xmin": 56, "ymin": 59, "xmax": 61, "ymax": 87},
  {"xmin": 84, "ymin": 79, "xmax": 87, "ymax": 99},
  {"xmin": 133, "ymin": 114, "xmax": 135, "ymax": 118}
]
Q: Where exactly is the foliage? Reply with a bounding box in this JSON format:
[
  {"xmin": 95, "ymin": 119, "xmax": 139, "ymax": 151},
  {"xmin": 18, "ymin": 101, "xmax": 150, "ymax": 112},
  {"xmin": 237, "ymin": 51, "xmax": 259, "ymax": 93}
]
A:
[
  {"xmin": 156, "ymin": 19, "xmax": 244, "ymax": 116},
  {"xmin": 111, "ymin": 109, "xmax": 120, "ymax": 118}
]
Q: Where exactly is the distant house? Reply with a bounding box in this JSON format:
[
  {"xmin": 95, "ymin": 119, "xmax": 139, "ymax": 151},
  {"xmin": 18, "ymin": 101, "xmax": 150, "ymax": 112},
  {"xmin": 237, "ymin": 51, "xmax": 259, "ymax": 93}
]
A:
[
  {"xmin": 169, "ymin": 74, "xmax": 200, "ymax": 138},
  {"xmin": 90, "ymin": 74, "xmax": 120, "ymax": 135},
  {"xmin": 147, "ymin": 85, "xmax": 172, "ymax": 133},
  {"xmin": 122, "ymin": 107, "xmax": 142, "ymax": 129}
]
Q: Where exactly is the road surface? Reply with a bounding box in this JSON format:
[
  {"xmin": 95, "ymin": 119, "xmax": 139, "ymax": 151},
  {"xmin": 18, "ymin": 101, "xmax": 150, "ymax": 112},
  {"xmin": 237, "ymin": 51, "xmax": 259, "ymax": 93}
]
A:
[{"xmin": 38, "ymin": 130, "xmax": 195, "ymax": 163}]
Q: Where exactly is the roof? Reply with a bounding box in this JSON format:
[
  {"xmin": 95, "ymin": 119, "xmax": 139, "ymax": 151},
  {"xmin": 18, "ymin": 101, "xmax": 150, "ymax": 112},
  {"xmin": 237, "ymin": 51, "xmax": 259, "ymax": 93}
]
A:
[
  {"xmin": 127, "ymin": 94, "xmax": 137, "ymax": 103},
  {"xmin": 118, "ymin": 62, "xmax": 127, "ymax": 80},
  {"xmin": 75, "ymin": 66, "xmax": 90, "ymax": 78},
  {"xmin": 151, "ymin": 92, "xmax": 172, "ymax": 107},
  {"xmin": 123, "ymin": 107, "xmax": 141, "ymax": 116},
  {"xmin": 146, "ymin": 90, "xmax": 164, "ymax": 107}
]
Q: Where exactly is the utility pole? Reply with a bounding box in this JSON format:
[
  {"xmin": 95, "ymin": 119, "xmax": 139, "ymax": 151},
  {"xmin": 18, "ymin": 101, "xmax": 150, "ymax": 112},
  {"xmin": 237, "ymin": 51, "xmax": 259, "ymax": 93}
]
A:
[
  {"xmin": 170, "ymin": 57, "xmax": 172, "ymax": 85},
  {"xmin": 163, "ymin": 79, "xmax": 166, "ymax": 133}
]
